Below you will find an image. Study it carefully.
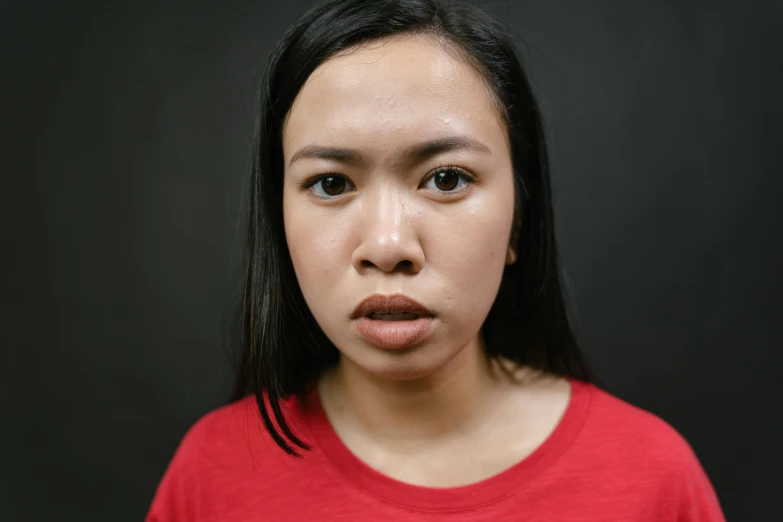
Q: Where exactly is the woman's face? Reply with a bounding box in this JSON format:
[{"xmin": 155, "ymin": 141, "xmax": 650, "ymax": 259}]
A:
[{"xmin": 282, "ymin": 34, "xmax": 516, "ymax": 380}]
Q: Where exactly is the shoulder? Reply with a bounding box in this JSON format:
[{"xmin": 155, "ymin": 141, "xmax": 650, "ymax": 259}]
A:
[
  {"xmin": 575, "ymin": 383, "xmax": 725, "ymax": 518},
  {"xmin": 579, "ymin": 383, "xmax": 720, "ymax": 495},
  {"xmin": 146, "ymin": 394, "xmax": 307, "ymax": 521},
  {"xmin": 167, "ymin": 393, "xmax": 305, "ymax": 471},
  {"xmin": 582, "ymin": 383, "xmax": 701, "ymax": 470}
]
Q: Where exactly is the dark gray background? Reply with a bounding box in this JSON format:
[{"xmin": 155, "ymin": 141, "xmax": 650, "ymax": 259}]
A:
[{"xmin": 2, "ymin": 0, "xmax": 780, "ymax": 520}]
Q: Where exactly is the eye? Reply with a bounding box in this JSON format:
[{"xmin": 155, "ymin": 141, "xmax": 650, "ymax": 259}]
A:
[
  {"xmin": 421, "ymin": 166, "xmax": 475, "ymax": 193},
  {"xmin": 303, "ymin": 174, "xmax": 356, "ymax": 199}
]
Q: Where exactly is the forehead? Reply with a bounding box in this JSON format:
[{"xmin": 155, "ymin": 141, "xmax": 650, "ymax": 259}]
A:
[{"xmin": 283, "ymin": 34, "xmax": 507, "ymax": 159}]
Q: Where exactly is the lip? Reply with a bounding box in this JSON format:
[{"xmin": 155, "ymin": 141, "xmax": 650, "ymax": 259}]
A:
[
  {"xmin": 351, "ymin": 294, "xmax": 435, "ymax": 350},
  {"xmin": 350, "ymin": 294, "xmax": 435, "ymax": 319}
]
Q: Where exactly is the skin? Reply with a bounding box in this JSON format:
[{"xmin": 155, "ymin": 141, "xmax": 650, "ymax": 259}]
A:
[{"xmin": 282, "ymin": 34, "xmax": 570, "ymax": 487}]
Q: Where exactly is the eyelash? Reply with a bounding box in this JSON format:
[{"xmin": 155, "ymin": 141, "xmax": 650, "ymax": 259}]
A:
[{"xmin": 301, "ymin": 165, "xmax": 476, "ymax": 199}]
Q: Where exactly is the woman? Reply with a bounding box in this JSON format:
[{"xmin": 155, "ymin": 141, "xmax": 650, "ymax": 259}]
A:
[{"xmin": 147, "ymin": 0, "xmax": 725, "ymax": 519}]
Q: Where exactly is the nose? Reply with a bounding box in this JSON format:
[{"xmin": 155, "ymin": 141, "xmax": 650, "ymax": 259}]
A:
[{"xmin": 351, "ymin": 187, "xmax": 425, "ymax": 275}]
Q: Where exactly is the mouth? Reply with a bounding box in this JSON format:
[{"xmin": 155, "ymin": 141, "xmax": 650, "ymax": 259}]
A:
[
  {"xmin": 366, "ymin": 312, "xmax": 421, "ymax": 321},
  {"xmin": 350, "ymin": 294, "xmax": 435, "ymax": 319},
  {"xmin": 351, "ymin": 294, "xmax": 435, "ymax": 349}
]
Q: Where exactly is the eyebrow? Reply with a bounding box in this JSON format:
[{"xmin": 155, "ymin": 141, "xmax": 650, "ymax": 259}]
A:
[{"xmin": 288, "ymin": 135, "xmax": 492, "ymax": 167}]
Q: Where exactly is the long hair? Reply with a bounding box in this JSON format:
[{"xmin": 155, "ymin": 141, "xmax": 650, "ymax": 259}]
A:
[{"xmin": 231, "ymin": 0, "xmax": 598, "ymax": 455}]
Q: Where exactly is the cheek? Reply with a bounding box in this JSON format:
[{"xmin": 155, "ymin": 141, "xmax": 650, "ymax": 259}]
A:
[
  {"xmin": 450, "ymin": 217, "xmax": 510, "ymax": 284},
  {"xmin": 433, "ymin": 187, "xmax": 515, "ymax": 315},
  {"xmin": 283, "ymin": 198, "xmax": 349, "ymax": 302}
]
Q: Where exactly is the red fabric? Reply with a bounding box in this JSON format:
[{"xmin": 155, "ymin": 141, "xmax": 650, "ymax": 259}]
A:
[{"xmin": 146, "ymin": 378, "xmax": 726, "ymax": 521}]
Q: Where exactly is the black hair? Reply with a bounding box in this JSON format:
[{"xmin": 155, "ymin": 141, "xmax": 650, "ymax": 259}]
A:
[{"xmin": 231, "ymin": 0, "xmax": 598, "ymax": 455}]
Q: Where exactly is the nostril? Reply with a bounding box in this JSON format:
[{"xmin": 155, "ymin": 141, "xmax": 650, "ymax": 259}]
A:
[
  {"xmin": 396, "ymin": 260, "xmax": 414, "ymax": 271},
  {"xmin": 358, "ymin": 259, "xmax": 414, "ymax": 272}
]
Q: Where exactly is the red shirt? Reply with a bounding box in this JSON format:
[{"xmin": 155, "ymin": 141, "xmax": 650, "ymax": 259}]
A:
[{"xmin": 146, "ymin": 378, "xmax": 726, "ymax": 521}]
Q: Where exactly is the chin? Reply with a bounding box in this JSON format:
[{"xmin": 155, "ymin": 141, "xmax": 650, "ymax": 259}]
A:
[{"xmin": 341, "ymin": 343, "xmax": 459, "ymax": 382}]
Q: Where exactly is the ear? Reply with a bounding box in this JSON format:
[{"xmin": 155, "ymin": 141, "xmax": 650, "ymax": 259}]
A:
[{"xmin": 506, "ymin": 198, "xmax": 523, "ymax": 266}]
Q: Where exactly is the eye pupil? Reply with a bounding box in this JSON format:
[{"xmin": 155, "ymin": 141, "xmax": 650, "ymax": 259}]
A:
[
  {"xmin": 322, "ymin": 176, "xmax": 346, "ymax": 196},
  {"xmin": 434, "ymin": 170, "xmax": 459, "ymax": 191}
]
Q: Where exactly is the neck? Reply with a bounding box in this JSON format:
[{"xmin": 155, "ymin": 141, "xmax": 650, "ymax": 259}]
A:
[{"xmin": 318, "ymin": 336, "xmax": 509, "ymax": 444}]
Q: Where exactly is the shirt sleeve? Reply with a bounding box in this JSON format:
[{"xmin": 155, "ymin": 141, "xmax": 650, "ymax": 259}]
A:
[
  {"xmin": 145, "ymin": 424, "xmax": 203, "ymax": 522},
  {"xmin": 675, "ymin": 446, "xmax": 726, "ymax": 522}
]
